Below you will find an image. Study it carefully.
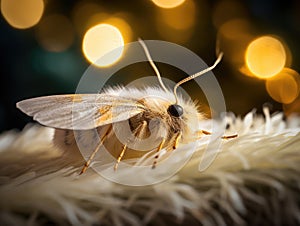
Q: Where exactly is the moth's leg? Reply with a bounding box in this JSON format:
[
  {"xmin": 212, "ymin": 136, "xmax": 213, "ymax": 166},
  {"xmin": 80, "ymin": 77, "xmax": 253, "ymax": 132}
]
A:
[
  {"xmin": 198, "ymin": 130, "xmax": 238, "ymax": 139},
  {"xmin": 152, "ymin": 138, "xmax": 166, "ymax": 169},
  {"xmin": 133, "ymin": 120, "xmax": 148, "ymax": 139},
  {"xmin": 114, "ymin": 144, "xmax": 127, "ymax": 171},
  {"xmin": 172, "ymin": 132, "xmax": 182, "ymax": 150},
  {"xmin": 80, "ymin": 126, "xmax": 112, "ymax": 175},
  {"xmin": 200, "ymin": 130, "xmax": 211, "ymax": 136},
  {"xmin": 113, "ymin": 121, "xmax": 148, "ymax": 171},
  {"xmin": 221, "ymin": 134, "xmax": 238, "ymax": 139}
]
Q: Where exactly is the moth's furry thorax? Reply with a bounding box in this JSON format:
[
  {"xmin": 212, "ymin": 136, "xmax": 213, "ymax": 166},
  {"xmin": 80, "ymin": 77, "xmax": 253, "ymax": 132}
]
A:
[{"xmin": 104, "ymin": 86, "xmax": 202, "ymax": 142}]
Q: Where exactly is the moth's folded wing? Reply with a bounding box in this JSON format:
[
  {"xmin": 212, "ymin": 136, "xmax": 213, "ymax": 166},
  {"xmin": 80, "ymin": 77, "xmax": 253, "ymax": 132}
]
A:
[{"xmin": 16, "ymin": 94, "xmax": 145, "ymax": 130}]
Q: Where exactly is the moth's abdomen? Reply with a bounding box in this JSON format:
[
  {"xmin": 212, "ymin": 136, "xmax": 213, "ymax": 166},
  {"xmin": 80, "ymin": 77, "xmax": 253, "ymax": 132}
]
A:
[{"xmin": 53, "ymin": 123, "xmax": 154, "ymax": 165}]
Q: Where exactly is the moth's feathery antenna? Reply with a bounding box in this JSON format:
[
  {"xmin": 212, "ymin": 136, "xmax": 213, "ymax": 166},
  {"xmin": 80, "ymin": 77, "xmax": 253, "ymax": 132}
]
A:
[
  {"xmin": 173, "ymin": 52, "xmax": 224, "ymax": 104},
  {"xmin": 138, "ymin": 38, "xmax": 168, "ymax": 93}
]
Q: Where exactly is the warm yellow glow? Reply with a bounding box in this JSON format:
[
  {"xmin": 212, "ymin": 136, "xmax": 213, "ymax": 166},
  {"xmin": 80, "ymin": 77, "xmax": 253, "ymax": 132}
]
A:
[
  {"xmin": 152, "ymin": 0, "xmax": 185, "ymax": 8},
  {"xmin": 219, "ymin": 19, "xmax": 253, "ymax": 40},
  {"xmin": 159, "ymin": 0, "xmax": 195, "ymax": 30},
  {"xmin": 245, "ymin": 36, "xmax": 286, "ymax": 79},
  {"xmin": 87, "ymin": 15, "xmax": 132, "ymax": 43},
  {"xmin": 283, "ymin": 98, "xmax": 300, "ymax": 116},
  {"xmin": 1, "ymin": 0, "xmax": 44, "ymax": 29},
  {"xmin": 155, "ymin": 0, "xmax": 196, "ymax": 43},
  {"xmin": 36, "ymin": 14, "xmax": 74, "ymax": 52},
  {"xmin": 82, "ymin": 24, "xmax": 124, "ymax": 67},
  {"xmin": 239, "ymin": 65, "xmax": 256, "ymax": 78},
  {"xmin": 266, "ymin": 68, "xmax": 300, "ymax": 104},
  {"xmin": 106, "ymin": 17, "xmax": 132, "ymax": 43},
  {"xmin": 218, "ymin": 19, "xmax": 255, "ymax": 67}
]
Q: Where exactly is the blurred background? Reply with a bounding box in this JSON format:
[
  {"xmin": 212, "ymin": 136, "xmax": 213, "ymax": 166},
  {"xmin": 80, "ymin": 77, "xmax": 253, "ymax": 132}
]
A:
[{"xmin": 0, "ymin": 0, "xmax": 300, "ymax": 132}]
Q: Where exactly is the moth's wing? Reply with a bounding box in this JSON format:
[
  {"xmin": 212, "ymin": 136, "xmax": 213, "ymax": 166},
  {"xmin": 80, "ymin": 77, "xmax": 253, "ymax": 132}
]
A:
[{"xmin": 16, "ymin": 94, "xmax": 146, "ymax": 130}]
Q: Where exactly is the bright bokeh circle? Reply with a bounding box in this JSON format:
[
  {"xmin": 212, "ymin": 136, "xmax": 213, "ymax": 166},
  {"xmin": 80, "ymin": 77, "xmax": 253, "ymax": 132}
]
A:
[
  {"xmin": 245, "ymin": 36, "xmax": 286, "ymax": 79},
  {"xmin": 266, "ymin": 68, "xmax": 300, "ymax": 104},
  {"xmin": 151, "ymin": 0, "xmax": 185, "ymax": 8},
  {"xmin": 1, "ymin": 0, "xmax": 44, "ymax": 29},
  {"xmin": 82, "ymin": 24, "xmax": 124, "ymax": 67}
]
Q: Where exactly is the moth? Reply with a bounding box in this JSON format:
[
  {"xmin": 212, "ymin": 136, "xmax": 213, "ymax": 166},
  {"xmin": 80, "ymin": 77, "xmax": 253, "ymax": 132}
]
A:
[{"xmin": 17, "ymin": 39, "xmax": 237, "ymax": 174}]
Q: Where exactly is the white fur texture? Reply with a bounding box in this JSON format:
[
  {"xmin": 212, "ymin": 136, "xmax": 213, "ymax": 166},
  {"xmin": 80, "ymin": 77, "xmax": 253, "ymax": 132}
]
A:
[{"xmin": 0, "ymin": 108, "xmax": 300, "ymax": 225}]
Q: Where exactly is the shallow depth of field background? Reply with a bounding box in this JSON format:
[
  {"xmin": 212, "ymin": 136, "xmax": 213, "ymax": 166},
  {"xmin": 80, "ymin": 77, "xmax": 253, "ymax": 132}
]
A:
[{"xmin": 0, "ymin": 0, "xmax": 300, "ymax": 132}]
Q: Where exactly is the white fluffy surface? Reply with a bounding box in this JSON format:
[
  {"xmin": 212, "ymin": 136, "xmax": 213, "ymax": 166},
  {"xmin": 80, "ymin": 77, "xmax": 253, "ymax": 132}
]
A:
[{"xmin": 0, "ymin": 109, "xmax": 300, "ymax": 226}]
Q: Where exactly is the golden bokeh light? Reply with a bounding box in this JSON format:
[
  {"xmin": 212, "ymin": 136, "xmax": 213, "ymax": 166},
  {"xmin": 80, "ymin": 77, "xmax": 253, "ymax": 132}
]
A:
[
  {"xmin": 283, "ymin": 97, "xmax": 300, "ymax": 116},
  {"xmin": 245, "ymin": 36, "xmax": 286, "ymax": 79},
  {"xmin": 218, "ymin": 19, "xmax": 255, "ymax": 67},
  {"xmin": 159, "ymin": 0, "xmax": 195, "ymax": 30},
  {"xmin": 105, "ymin": 17, "xmax": 132, "ymax": 43},
  {"xmin": 72, "ymin": 2, "xmax": 132, "ymax": 44},
  {"xmin": 36, "ymin": 14, "xmax": 75, "ymax": 52},
  {"xmin": 155, "ymin": 0, "xmax": 196, "ymax": 43},
  {"xmin": 218, "ymin": 19, "xmax": 253, "ymax": 40},
  {"xmin": 152, "ymin": 0, "xmax": 185, "ymax": 8},
  {"xmin": 82, "ymin": 24, "xmax": 124, "ymax": 67},
  {"xmin": 87, "ymin": 15, "xmax": 133, "ymax": 43},
  {"xmin": 239, "ymin": 65, "xmax": 256, "ymax": 78},
  {"xmin": 266, "ymin": 68, "xmax": 300, "ymax": 104},
  {"xmin": 1, "ymin": 0, "xmax": 44, "ymax": 29}
]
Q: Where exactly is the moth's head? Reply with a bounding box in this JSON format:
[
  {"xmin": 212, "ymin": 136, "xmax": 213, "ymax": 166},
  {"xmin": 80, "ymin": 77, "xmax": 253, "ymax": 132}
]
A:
[
  {"xmin": 138, "ymin": 38, "xmax": 223, "ymax": 107},
  {"xmin": 166, "ymin": 98, "xmax": 201, "ymax": 139},
  {"xmin": 138, "ymin": 38, "xmax": 223, "ymax": 124},
  {"xmin": 167, "ymin": 104, "xmax": 183, "ymax": 118}
]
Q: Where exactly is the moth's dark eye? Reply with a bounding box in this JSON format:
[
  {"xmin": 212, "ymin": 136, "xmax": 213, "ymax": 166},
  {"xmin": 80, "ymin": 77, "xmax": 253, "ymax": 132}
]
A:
[{"xmin": 167, "ymin": 104, "xmax": 183, "ymax": 117}]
